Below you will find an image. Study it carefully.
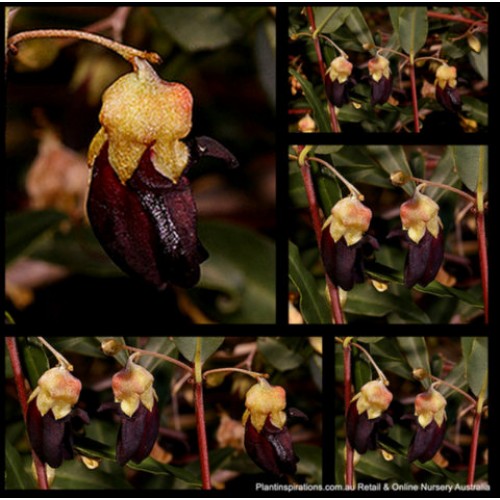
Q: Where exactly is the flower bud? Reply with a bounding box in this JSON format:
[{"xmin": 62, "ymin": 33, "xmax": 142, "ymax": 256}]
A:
[
  {"xmin": 242, "ymin": 378, "xmax": 299, "ymax": 476},
  {"xmin": 368, "ymin": 55, "xmax": 393, "ymax": 105},
  {"xmin": 434, "ymin": 64, "xmax": 462, "ymax": 113},
  {"xmin": 325, "ymin": 56, "xmax": 353, "ymax": 108},
  {"xmin": 26, "ymin": 367, "xmax": 89, "ymax": 468}
]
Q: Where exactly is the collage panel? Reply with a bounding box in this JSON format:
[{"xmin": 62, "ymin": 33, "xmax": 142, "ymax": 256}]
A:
[
  {"xmin": 5, "ymin": 336, "xmax": 322, "ymax": 491},
  {"xmin": 288, "ymin": 6, "xmax": 488, "ymax": 134},
  {"xmin": 5, "ymin": 5, "xmax": 277, "ymax": 327},
  {"xmin": 289, "ymin": 144, "xmax": 488, "ymax": 325}
]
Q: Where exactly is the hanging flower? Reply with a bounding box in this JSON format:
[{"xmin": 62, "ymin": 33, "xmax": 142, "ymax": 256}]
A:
[
  {"xmin": 87, "ymin": 57, "xmax": 237, "ymax": 290},
  {"xmin": 368, "ymin": 55, "xmax": 392, "ymax": 105},
  {"xmin": 100, "ymin": 358, "xmax": 159, "ymax": 465},
  {"xmin": 325, "ymin": 56, "xmax": 353, "ymax": 107},
  {"xmin": 242, "ymin": 378, "xmax": 299, "ymax": 476},
  {"xmin": 346, "ymin": 380, "xmax": 394, "ymax": 454},
  {"xmin": 399, "ymin": 188, "xmax": 444, "ymax": 287},
  {"xmin": 321, "ymin": 196, "xmax": 379, "ymax": 290},
  {"xmin": 407, "ymin": 387, "xmax": 447, "ymax": 462},
  {"xmin": 434, "ymin": 64, "xmax": 462, "ymax": 113},
  {"xmin": 26, "ymin": 367, "xmax": 89, "ymax": 468}
]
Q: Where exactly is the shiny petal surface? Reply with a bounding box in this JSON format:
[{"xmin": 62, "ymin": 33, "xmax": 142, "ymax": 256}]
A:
[
  {"xmin": 404, "ymin": 230, "xmax": 444, "ymax": 287},
  {"xmin": 436, "ymin": 85, "xmax": 462, "ymax": 113},
  {"xmin": 325, "ymin": 78, "xmax": 350, "ymax": 108},
  {"xmin": 370, "ymin": 76, "xmax": 393, "ymax": 105},
  {"xmin": 407, "ymin": 420, "xmax": 446, "ymax": 463}
]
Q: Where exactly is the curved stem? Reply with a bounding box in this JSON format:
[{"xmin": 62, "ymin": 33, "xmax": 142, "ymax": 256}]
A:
[
  {"xmin": 7, "ymin": 29, "xmax": 161, "ymax": 65},
  {"xmin": 414, "ymin": 56, "xmax": 448, "ymax": 65},
  {"xmin": 409, "ymin": 177, "xmax": 477, "ymax": 204},
  {"xmin": 317, "ymin": 33, "xmax": 348, "ymax": 58},
  {"xmin": 37, "ymin": 337, "xmax": 73, "ymax": 371},
  {"xmin": 427, "ymin": 11, "xmax": 488, "ymax": 27},
  {"xmin": 430, "ymin": 377, "xmax": 476, "ymax": 407},
  {"xmin": 122, "ymin": 345, "xmax": 193, "ymax": 374},
  {"xmin": 351, "ymin": 342, "xmax": 388, "ymax": 385},
  {"xmin": 203, "ymin": 367, "xmax": 268, "ymax": 380},
  {"xmin": 408, "ymin": 62, "xmax": 420, "ymax": 133}
]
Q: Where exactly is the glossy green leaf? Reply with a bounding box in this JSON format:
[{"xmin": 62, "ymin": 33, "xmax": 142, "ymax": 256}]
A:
[
  {"xmin": 289, "ymin": 241, "xmax": 331, "ymax": 324},
  {"xmin": 398, "ymin": 7, "xmax": 429, "ymax": 58},
  {"xmin": 370, "ymin": 338, "xmax": 413, "ymax": 380},
  {"xmin": 6, "ymin": 210, "xmax": 67, "ymax": 264},
  {"xmin": 257, "ymin": 337, "xmax": 304, "ymax": 371},
  {"xmin": 450, "ymin": 145, "xmax": 488, "ymax": 194},
  {"xmin": 313, "ymin": 7, "xmax": 353, "ymax": 34},
  {"xmin": 22, "ymin": 339, "xmax": 49, "ymax": 388},
  {"xmin": 5, "ymin": 438, "xmax": 34, "ymax": 489},
  {"xmin": 194, "ymin": 220, "xmax": 275, "ymax": 323},
  {"xmin": 396, "ymin": 337, "xmax": 431, "ymax": 388},
  {"xmin": 49, "ymin": 337, "xmax": 106, "ymax": 359},
  {"xmin": 356, "ymin": 449, "xmax": 403, "ymax": 480},
  {"xmin": 140, "ymin": 337, "xmax": 177, "ymax": 372},
  {"xmin": 345, "ymin": 8, "xmax": 375, "ymax": 54},
  {"xmin": 426, "ymin": 146, "xmax": 460, "ymax": 201},
  {"xmin": 440, "ymin": 358, "xmax": 467, "ymax": 397},
  {"xmin": 172, "ymin": 337, "xmax": 224, "ymax": 364},
  {"xmin": 461, "ymin": 337, "xmax": 488, "ymax": 398},
  {"xmin": 152, "ymin": 7, "xmax": 243, "ymax": 52},
  {"xmin": 469, "ymin": 41, "xmax": 488, "ymax": 80},
  {"xmin": 289, "ymin": 68, "xmax": 330, "ymax": 132},
  {"xmin": 314, "ymin": 163, "xmax": 342, "ymax": 215},
  {"xmin": 289, "ymin": 163, "xmax": 308, "ymax": 208},
  {"xmin": 462, "ymin": 96, "xmax": 488, "ymax": 126}
]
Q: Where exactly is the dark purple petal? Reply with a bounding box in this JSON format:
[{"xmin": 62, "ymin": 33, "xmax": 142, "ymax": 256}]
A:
[
  {"xmin": 325, "ymin": 78, "xmax": 350, "ymax": 108},
  {"xmin": 370, "ymin": 76, "xmax": 393, "ymax": 106},
  {"xmin": 436, "ymin": 84, "xmax": 462, "ymax": 113},
  {"xmin": 244, "ymin": 417, "xmax": 298, "ymax": 476},
  {"xmin": 87, "ymin": 143, "xmax": 208, "ymax": 290},
  {"xmin": 188, "ymin": 136, "xmax": 239, "ymax": 172},
  {"xmin": 408, "ymin": 420, "xmax": 446, "ymax": 463},
  {"xmin": 404, "ymin": 230, "xmax": 444, "ymax": 287}
]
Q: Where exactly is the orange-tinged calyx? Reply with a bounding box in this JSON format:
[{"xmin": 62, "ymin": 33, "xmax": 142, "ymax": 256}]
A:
[
  {"xmin": 112, "ymin": 359, "xmax": 158, "ymax": 417},
  {"xmin": 324, "ymin": 196, "xmax": 372, "ymax": 246},
  {"xmin": 88, "ymin": 57, "xmax": 193, "ymax": 184},
  {"xmin": 414, "ymin": 387, "xmax": 447, "ymax": 428},
  {"xmin": 435, "ymin": 64, "xmax": 457, "ymax": 90},
  {"xmin": 368, "ymin": 55, "xmax": 391, "ymax": 82},
  {"xmin": 326, "ymin": 56, "xmax": 353, "ymax": 84},
  {"xmin": 400, "ymin": 189, "xmax": 442, "ymax": 244},
  {"xmin": 28, "ymin": 366, "xmax": 82, "ymax": 420},
  {"xmin": 352, "ymin": 380, "xmax": 393, "ymax": 420},
  {"xmin": 242, "ymin": 378, "xmax": 287, "ymax": 432}
]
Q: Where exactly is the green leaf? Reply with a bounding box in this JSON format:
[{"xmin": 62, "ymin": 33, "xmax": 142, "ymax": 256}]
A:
[
  {"xmin": 370, "ymin": 338, "xmax": 414, "ymax": 380},
  {"xmin": 356, "ymin": 337, "xmax": 384, "ymax": 343},
  {"xmin": 22, "ymin": 339, "xmax": 49, "ymax": 388},
  {"xmin": 396, "ymin": 337, "xmax": 431, "ymax": 388},
  {"xmin": 462, "ymin": 96, "xmax": 488, "ymax": 126},
  {"xmin": 194, "ymin": 220, "xmax": 275, "ymax": 323},
  {"xmin": 469, "ymin": 41, "xmax": 488, "ymax": 81},
  {"xmin": 313, "ymin": 7, "xmax": 353, "ymax": 34},
  {"xmin": 5, "ymin": 438, "xmax": 34, "ymax": 489},
  {"xmin": 426, "ymin": 146, "xmax": 460, "ymax": 201},
  {"xmin": 398, "ymin": 7, "xmax": 429, "ymax": 58},
  {"xmin": 140, "ymin": 337, "xmax": 177, "ymax": 372},
  {"xmin": 152, "ymin": 7, "xmax": 243, "ymax": 52},
  {"xmin": 364, "ymin": 145, "xmax": 415, "ymax": 195},
  {"xmin": 295, "ymin": 444, "xmax": 322, "ymax": 484},
  {"xmin": 257, "ymin": 337, "xmax": 304, "ymax": 371},
  {"xmin": 172, "ymin": 337, "xmax": 224, "ymax": 364},
  {"xmin": 461, "ymin": 337, "xmax": 488, "ymax": 398},
  {"xmin": 288, "ymin": 241, "xmax": 331, "ymax": 324},
  {"xmin": 344, "ymin": 8, "xmax": 375, "ymax": 54},
  {"xmin": 6, "ymin": 210, "xmax": 67, "ymax": 264},
  {"xmin": 356, "ymin": 449, "xmax": 403, "ymax": 480},
  {"xmin": 450, "ymin": 145, "xmax": 488, "ymax": 194},
  {"xmin": 289, "ymin": 68, "xmax": 330, "ymax": 132},
  {"xmin": 314, "ymin": 163, "xmax": 342, "ymax": 214}
]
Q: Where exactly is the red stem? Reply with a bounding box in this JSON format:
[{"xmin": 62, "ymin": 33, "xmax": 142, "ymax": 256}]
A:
[
  {"xmin": 476, "ymin": 211, "xmax": 488, "ymax": 323},
  {"xmin": 305, "ymin": 7, "xmax": 340, "ymax": 133},
  {"xmin": 343, "ymin": 344, "xmax": 354, "ymax": 487},
  {"xmin": 6, "ymin": 338, "xmax": 49, "ymax": 490},
  {"xmin": 194, "ymin": 382, "xmax": 211, "ymax": 490},
  {"xmin": 409, "ymin": 62, "xmax": 420, "ymax": 133},
  {"xmin": 427, "ymin": 11, "xmax": 487, "ymax": 27},
  {"xmin": 288, "ymin": 108, "xmax": 312, "ymax": 115},
  {"xmin": 298, "ymin": 152, "xmax": 344, "ymax": 324},
  {"xmin": 462, "ymin": 7, "xmax": 486, "ymax": 20},
  {"xmin": 467, "ymin": 410, "xmax": 482, "ymax": 485}
]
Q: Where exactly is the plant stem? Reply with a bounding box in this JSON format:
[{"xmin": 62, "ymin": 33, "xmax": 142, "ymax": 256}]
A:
[
  {"xmin": 476, "ymin": 210, "xmax": 489, "ymax": 323},
  {"xmin": 6, "ymin": 338, "xmax": 49, "ymax": 490},
  {"xmin": 467, "ymin": 409, "xmax": 481, "ymax": 485},
  {"xmin": 343, "ymin": 342, "xmax": 354, "ymax": 488},
  {"xmin": 408, "ymin": 177, "xmax": 477, "ymax": 204},
  {"xmin": 427, "ymin": 11, "xmax": 488, "ymax": 27},
  {"xmin": 122, "ymin": 345, "xmax": 193, "ymax": 374},
  {"xmin": 408, "ymin": 62, "xmax": 420, "ymax": 133},
  {"xmin": 194, "ymin": 338, "xmax": 211, "ymax": 490},
  {"xmin": 351, "ymin": 342, "xmax": 389, "ymax": 385},
  {"xmin": 430, "ymin": 377, "xmax": 476, "ymax": 407},
  {"xmin": 7, "ymin": 29, "xmax": 161, "ymax": 65},
  {"xmin": 297, "ymin": 148, "xmax": 344, "ymax": 324},
  {"xmin": 37, "ymin": 337, "xmax": 73, "ymax": 370},
  {"xmin": 305, "ymin": 7, "xmax": 340, "ymax": 133},
  {"xmin": 203, "ymin": 367, "xmax": 268, "ymax": 380}
]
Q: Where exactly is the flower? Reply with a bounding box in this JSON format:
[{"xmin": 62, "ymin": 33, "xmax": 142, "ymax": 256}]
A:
[
  {"xmin": 100, "ymin": 358, "xmax": 160, "ymax": 465},
  {"xmin": 325, "ymin": 56, "xmax": 353, "ymax": 107},
  {"xmin": 320, "ymin": 196, "xmax": 379, "ymax": 290},
  {"xmin": 399, "ymin": 188, "xmax": 444, "ymax": 287},
  {"xmin": 346, "ymin": 380, "xmax": 393, "ymax": 454},
  {"xmin": 87, "ymin": 57, "xmax": 237, "ymax": 290},
  {"xmin": 26, "ymin": 367, "xmax": 89, "ymax": 468},
  {"xmin": 434, "ymin": 64, "xmax": 462, "ymax": 113},
  {"xmin": 242, "ymin": 378, "xmax": 299, "ymax": 476},
  {"xmin": 368, "ymin": 55, "xmax": 392, "ymax": 105},
  {"xmin": 407, "ymin": 387, "xmax": 447, "ymax": 462}
]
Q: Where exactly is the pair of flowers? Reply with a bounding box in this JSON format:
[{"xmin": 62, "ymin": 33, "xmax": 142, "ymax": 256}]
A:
[
  {"xmin": 321, "ymin": 188, "xmax": 444, "ymax": 291},
  {"xmin": 326, "ymin": 54, "xmax": 462, "ymax": 113},
  {"xmin": 26, "ymin": 362, "xmax": 301, "ymax": 478},
  {"xmin": 347, "ymin": 380, "xmax": 447, "ymax": 463}
]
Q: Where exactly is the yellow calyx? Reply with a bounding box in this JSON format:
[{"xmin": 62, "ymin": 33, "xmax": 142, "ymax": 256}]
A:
[
  {"xmin": 327, "ymin": 56, "xmax": 353, "ymax": 84},
  {"xmin": 435, "ymin": 64, "xmax": 457, "ymax": 90},
  {"xmin": 88, "ymin": 57, "xmax": 193, "ymax": 184},
  {"xmin": 28, "ymin": 366, "xmax": 82, "ymax": 420},
  {"xmin": 368, "ymin": 55, "xmax": 391, "ymax": 82},
  {"xmin": 353, "ymin": 380, "xmax": 393, "ymax": 420},
  {"xmin": 414, "ymin": 387, "xmax": 447, "ymax": 428},
  {"xmin": 325, "ymin": 196, "xmax": 372, "ymax": 246},
  {"xmin": 243, "ymin": 378, "xmax": 287, "ymax": 432},
  {"xmin": 112, "ymin": 359, "xmax": 158, "ymax": 417},
  {"xmin": 400, "ymin": 188, "xmax": 442, "ymax": 244}
]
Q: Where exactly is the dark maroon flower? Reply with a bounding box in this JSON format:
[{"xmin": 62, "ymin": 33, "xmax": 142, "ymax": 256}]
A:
[
  {"xmin": 435, "ymin": 64, "xmax": 462, "ymax": 113},
  {"xmin": 368, "ymin": 55, "xmax": 393, "ymax": 106},
  {"xmin": 407, "ymin": 419, "xmax": 447, "ymax": 463},
  {"xmin": 325, "ymin": 56, "xmax": 353, "ymax": 108}
]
